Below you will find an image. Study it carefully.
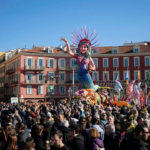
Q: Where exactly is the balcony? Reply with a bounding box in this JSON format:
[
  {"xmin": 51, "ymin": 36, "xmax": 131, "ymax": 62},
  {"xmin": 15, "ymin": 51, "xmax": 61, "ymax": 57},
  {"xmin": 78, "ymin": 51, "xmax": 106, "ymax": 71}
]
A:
[
  {"xmin": 6, "ymin": 68, "xmax": 15, "ymax": 74},
  {"xmin": 58, "ymin": 66, "xmax": 79, "ymax": 71},
  {"xmin": 24, "ymin": 80, "xmax": 46, "ymax": 84},
  {"xmin": 25, "ymin": 66, "xmax": 45, "ymax": 71},
  {"xmin": 66, "ymin": 80, "xmax": 79, "ymax": 83},
  {"xmin": 12, "ymin": 81, "xmax": 19, "ymax": 85}
]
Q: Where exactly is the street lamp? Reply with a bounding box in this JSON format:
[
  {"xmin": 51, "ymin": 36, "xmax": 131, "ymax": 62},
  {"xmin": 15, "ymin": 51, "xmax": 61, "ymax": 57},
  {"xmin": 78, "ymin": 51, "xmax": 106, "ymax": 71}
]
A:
[
  {"xmin": 43, "ymin": 75, "xmax": 60, "ymax": 103},
  {"xmin": 68, "ymin": 87, "xmax": 72, "ymax": 103}
]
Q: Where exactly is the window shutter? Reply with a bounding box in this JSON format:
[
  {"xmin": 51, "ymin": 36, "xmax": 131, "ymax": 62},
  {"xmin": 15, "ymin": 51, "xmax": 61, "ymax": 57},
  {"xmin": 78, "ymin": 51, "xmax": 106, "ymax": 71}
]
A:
[
  {"xmin": 31, "ymin": 74, "xmax": 34, "ymax": 81},
  {"xmin": 25, "ymin": 74, "xmax": 28, "ymax": 81},
  {"xmin": 64, "ymin": 86, "xmax": 66, "ymax": 94},
  {"xmin": 42, "ymin": 59, "xmax": 45, "ymax": 67},
  {"xmin": 37, "ymin": 59, "xmax": 39, "ymax": 67},
  {"xmin": 64, "ymin": 59, "xmax": 66, "ymax": 67},
  {"xmin": 25, "ymin": 58, "xmax": 28, "ymax": 66},
  {"xmin": 31, "ymin": 58, "xmax": 34, "ymax": 66},
  {"xmin": 41, "ymin": 86, "xmax": 43, "ymax": 94},
  {"xmin": 70, "ymin": 59, "xmax": 72, "ymax": 67},
  {"xmin": 30, "ymin": 86, "xmax": 32, "ymax": 94},
  {"xmin": 53, "ymin": 59, "xmax": 55, "ymax": 67},
  {"xmin": 38, "ymin": 86, "xmax": 40, "ymax": 94},
  {"xmin": 58, "ymin": 59, "xmax": 60, "ymax": 67},
  {"xmin": 42, "ymin": 73, "xmax": 45, "ymax": 80},
  {"xmin": 48, "ymin": 59, "xmax": 50, "ymax": 67}
]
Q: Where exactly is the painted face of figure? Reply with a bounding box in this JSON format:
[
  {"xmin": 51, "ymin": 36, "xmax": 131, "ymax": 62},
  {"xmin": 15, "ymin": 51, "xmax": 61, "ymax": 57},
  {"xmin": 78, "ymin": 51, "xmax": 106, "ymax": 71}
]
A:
[{"xmin": 80, "ymin": 44, "xmax": 88, "ymax": 54}]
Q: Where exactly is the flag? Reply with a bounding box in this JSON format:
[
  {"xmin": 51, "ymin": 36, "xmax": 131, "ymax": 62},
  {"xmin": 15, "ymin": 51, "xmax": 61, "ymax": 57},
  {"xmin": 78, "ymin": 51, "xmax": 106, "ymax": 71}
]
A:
[
  {"xmin": 138, "ymin": 69, "xmax": 140, "ymax": 82},
  {"xmin": 126, "ymin": 69, "xmax": 128, "ymax": 85},
  {"xmin": 105, "ymin": 68, "xmax": 107, "ymax": 86},
  {"xmin": 146, "ymin": 70, "xmax": 150, "ymax": 83},
  {"xmin": 121, "ymin": 95, "xmax": 125, "ymax": 101},
  {"xmin": 115, "ymin": 70, "xmax": 118, "ymax": 80}
]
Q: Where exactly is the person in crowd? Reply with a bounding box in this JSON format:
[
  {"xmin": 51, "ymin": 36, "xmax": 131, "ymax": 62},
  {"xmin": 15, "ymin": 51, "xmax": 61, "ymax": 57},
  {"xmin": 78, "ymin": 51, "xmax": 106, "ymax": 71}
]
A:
[
  {"xmin": 88, "ymin": 128, "xmax": 104, "ymax": 150},
  {"xmin": 100, "ymin": 112, "xmax": 108, "ymax": 129},
  {"xmin": 68, "ymin": 124, "xmax": 85, "ymax": 150},
  {"xmin": 5, "ymin": 134, "xmax": 18, "ymax": 150},
  {"xmin": 104, "ymin": 124, "xmax": 120, "ymax": 150},
  {"xmin": 51, "ymin": 130, "xmax": 69, "ymax": 150},
  {"xmin": 16, "ymin": 122, "xmax": 29, "ymax": 149}
]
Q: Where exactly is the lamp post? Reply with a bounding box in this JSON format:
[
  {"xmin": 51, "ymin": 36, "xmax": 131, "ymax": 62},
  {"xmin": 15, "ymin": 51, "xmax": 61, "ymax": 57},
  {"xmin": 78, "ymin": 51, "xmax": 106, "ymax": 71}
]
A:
[
  {"xmin": 68, "ymin": 87, "xmax": 72, "ymax": 103},
  {"xmin": 43, "ymin": 75, "xmax": 59, "ymax": 104}
]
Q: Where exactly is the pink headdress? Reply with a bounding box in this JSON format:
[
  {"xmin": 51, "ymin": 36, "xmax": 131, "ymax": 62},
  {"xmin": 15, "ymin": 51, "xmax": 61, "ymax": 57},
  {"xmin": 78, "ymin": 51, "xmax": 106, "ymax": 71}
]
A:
[{"xmin": 70, "ymin": 26, "xmax": 101, "ymax": 50}]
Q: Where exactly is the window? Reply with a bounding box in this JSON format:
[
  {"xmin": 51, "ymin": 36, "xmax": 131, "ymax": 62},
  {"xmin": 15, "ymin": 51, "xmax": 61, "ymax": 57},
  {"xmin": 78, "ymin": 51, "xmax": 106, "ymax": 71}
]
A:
[
  {"xmin": 93, "ymin": 58, "xmax": 98, "ymax": 68},
  {"xmin": 70, "ymin": 59, "xmax": 76, "ymax": 67},
  {"xmin": 59, "ymin": 73, "xmax": 65, "ymax": 81},
  {"xmin": 27, "ymin": 85, "xmax": 32, "ymax": 94},
  {"xmin": 113, "ymin": 71, "xmax": 119, "ymax": 80},
  {"xmin": 48, "ymin": 59, "xmax": 55, "ymax": 68},
  {"xmin": 92, "ymin": 71, "xmax": 99, "ymax": 80},
  {"xmin": 92, "ymin": 50, "xmax": 98, "ymax": 54},
  {"xmin": 134, "ymin": 49, "xmax": 139, "ymax": 52},
  {"xmin": 145, "ymin": 57, "xmax": 150, "ymax": 66},
  {"xmin": 70, "ymin": 86, "xmax": 78, "ymax": 93},
  {"xmin": 26, "ymin": 73, "xmax": 32, "ymax": 80},
  {"xmin": 123, "ymin": 71, "xmax": 130, "ymax": 80},
  {"xmin": 112, "ymin": 50, "xmax": 118, "ymax": 53},
  {"xmin": 134, "ymin": 57, "xmax": 139, "ymax": 66},
  {"xmin": 37, "ymin": 73, "xmax": 44, "ymax": 80},
  {"xmin": 59, "ymin": 86, "xmax": 66, "ymax": 94},
  {"xmin": 49, "ymin": 50, "xmax": 53, "ymax": 53},
  {"xmin": 70, "ymin": 73, "xmax": 77, "ymax": 81},
  {"xmin": 145, "ymin": 70, "xmax": 149, "ymax": 79},
  {"xmin": 59, "ymin": 59, "xmax": 66, "ymax": 67},
  {"xmin": 28, "ymin": 59, "xmax": 31, "ymax": 66},
  {"xmin": 39, "ymin": 59, "xmax": 42, "ymax": 66},
  {"xmin": 25, "ymin": 58, "xmax": 33, "ymax": 67},
  {"xmin": 38, "ymin": 85, "xmax": 43, "ymax": 94},
  {"xmin": 103, "ymin": 58, "xmax": 108, "ymax": 67},
  {"xmin": 113, "ymin": 58, "xmax": 118, "ymax": 67},
  {"xmin": 134, "ymin": 71, "xmax": 140, "ymax": 80},
  {"xmin": 103, "ymin": 71, "xmax": 109, "ymax": 81},
  {"xmin": 124, "ymin": 58, "xmax": 129, "ymax": 67},
  {"xmin": 48, "ymin": 72, "xmax": 55, "ymax": 80}
]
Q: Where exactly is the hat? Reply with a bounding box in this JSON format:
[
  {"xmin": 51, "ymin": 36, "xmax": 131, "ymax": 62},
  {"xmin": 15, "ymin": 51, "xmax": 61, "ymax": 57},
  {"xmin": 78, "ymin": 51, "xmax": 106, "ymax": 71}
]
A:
[
  {"xmin": 31, "ymin": 112, "xmax": 35, "ymax": 118},
  {"xmin": 47, "ymin": 112, "xmax": 51, "ymax": 118}
]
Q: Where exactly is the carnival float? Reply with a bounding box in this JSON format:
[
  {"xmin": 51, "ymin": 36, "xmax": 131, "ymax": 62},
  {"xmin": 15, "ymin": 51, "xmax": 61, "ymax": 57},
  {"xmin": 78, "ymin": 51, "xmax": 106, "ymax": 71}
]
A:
[{"xmin": 61, "ymin": 26, "xmax": 146, "ymax": 107}]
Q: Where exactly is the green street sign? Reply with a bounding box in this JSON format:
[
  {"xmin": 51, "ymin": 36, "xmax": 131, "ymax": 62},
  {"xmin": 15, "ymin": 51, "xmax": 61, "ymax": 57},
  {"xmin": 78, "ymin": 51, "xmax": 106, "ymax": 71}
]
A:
[{"xmin": 50, "ymin": 85, "xmax": 54, "ymax": 90}]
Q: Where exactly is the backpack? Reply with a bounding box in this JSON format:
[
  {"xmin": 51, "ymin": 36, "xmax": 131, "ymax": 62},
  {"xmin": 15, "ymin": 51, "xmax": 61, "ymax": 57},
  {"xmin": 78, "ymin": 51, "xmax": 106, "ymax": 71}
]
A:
[{"xmin": 96, "ymin": 144, "xmax": 105, "ymax": 150}]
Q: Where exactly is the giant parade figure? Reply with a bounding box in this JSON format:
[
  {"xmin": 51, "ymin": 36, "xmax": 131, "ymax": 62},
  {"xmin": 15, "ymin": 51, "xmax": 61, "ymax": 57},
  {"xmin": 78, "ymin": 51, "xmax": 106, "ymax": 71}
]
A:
[{"xmin": 61, "ymin": 27, "xmax": 100, "ymax": 105}]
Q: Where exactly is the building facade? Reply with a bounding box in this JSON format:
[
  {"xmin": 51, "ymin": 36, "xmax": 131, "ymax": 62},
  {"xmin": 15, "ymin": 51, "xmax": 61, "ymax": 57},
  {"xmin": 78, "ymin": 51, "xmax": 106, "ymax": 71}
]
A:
[{"xmin": 2, "ymin": 41, "xmax": 150, "ymax": 103}]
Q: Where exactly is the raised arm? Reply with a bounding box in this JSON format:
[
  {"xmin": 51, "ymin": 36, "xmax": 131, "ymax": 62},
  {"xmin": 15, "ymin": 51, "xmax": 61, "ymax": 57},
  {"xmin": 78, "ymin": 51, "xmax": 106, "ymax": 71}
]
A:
[
  {"xmin": 61, "ymin": 37, "xmax": 78, "ymax": 59},
  {"xmin": 89, "ymin": 58, "xmax": 96, "ymax": 71}
]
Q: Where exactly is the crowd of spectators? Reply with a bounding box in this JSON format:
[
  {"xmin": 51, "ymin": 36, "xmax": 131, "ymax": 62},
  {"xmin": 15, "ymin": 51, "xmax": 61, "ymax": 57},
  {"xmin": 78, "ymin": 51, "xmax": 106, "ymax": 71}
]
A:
[{"xmin": 0, "ymin": 100, "xmax": 150, "ymax": 150}]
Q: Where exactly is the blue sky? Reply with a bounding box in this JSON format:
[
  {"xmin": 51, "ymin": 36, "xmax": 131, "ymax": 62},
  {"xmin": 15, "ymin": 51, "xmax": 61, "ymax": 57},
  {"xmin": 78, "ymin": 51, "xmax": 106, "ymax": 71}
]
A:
[{"xmin": 0, "ymin": 0, "xmax": 150, "ymax": 52}]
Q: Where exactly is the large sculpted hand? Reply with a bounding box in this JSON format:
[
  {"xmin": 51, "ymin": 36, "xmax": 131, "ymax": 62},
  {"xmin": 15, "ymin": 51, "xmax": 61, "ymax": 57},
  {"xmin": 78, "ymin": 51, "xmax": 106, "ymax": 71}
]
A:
[{"xmin": 61, "ymin": 37, "xmax": 68, "ymax": 44}]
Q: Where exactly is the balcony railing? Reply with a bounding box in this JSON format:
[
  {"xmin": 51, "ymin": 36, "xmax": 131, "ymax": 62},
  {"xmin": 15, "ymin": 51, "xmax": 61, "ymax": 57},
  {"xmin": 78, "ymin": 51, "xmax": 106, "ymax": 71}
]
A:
[
  {"xmin": 24, "ymin": 80, "xmax": 46, "ymax": 84},
  {"xmin": 66, "ymin": 80, "xmax": 79, "ymax": 83},
  {"xmin": 12, "ymin": 81, "xmax": 19, "ymax": 84},
  {"xmin": 58, "ymin": 66, "xmax": 79, "ymax": 71},
  {"xmin": 25, "ymin": 66, "xmax": 45, "ymax": 70},
  {"xmin": 6, "ymin": 68, "xmax": 15, "ymax": 74}
]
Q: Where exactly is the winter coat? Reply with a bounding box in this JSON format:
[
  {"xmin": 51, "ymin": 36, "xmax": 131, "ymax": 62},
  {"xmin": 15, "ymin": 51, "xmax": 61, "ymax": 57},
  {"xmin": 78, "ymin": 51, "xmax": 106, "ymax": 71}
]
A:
[
  {"xmin": 58, "ymin": 125, "xmax": 69, "ymax": 143},
  {"xmin": 70, "ymin": 134, "xmax": 85, "ymax": 150},
  {"xmin": 104, "ymin": 132, "xmax": 120, "ymax": 150},
  {"xmin": 34, "ymin": 136, "xmax": 46, "ymax": 150},
  {"xmin": 88, "ymin": 138, "xmax": 104, "ymax": 150},
  {"xmin": 120, "ymin": 137, "xmax": 149, "ymax": 150}
]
